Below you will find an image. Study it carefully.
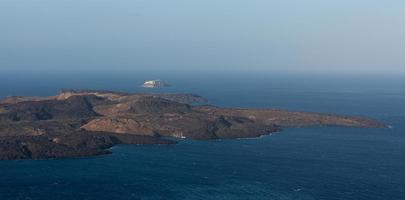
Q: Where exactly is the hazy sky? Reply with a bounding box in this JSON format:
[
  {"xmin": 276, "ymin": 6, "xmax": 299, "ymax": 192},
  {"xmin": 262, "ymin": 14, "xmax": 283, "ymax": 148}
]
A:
[{"xmin": 0, "ymin": 0, "xmax": 404, "ymax": 74}]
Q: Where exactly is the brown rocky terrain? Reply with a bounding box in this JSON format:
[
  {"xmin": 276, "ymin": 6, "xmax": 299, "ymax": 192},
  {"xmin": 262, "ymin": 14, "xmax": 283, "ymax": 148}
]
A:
[{"xmin": 0, "ymin": 90, "xmax": 386, "ymax": 160}]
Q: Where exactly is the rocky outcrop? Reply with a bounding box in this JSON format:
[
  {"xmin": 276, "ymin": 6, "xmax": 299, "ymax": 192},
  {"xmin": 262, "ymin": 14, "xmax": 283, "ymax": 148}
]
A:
[
  {"xmin": 0, "ymin": 133, "xmax": 174, "ymax": 160},
  {"xmin": 0, "ymin": 95, "xmax": 103, "ymax": 122},
  {"xmin": 194, "ymin": 106, "xmax": 386, "ymax": 128},
  {"xmin": 81, "ymin": 118, "xmax": 156, "ymax": 136},
  {"xmin": 0, "ymin": 90, "xmax": 386, "ymax": 160}
]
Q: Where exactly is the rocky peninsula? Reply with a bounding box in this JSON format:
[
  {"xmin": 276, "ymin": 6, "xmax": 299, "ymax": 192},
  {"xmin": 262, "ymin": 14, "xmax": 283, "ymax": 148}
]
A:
[{"xmin": 0, "ymin": 90, "xmax": 385, "ymax": 160}]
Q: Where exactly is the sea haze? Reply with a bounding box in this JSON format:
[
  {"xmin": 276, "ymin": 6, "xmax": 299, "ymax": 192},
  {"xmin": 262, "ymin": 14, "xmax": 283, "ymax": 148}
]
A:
[{"xmin": 0, "ymin": 72, "xmax": 404, "ymax": 200}]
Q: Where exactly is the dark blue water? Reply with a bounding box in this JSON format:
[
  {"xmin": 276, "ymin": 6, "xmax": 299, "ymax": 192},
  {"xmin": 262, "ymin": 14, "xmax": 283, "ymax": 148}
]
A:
[{"xmin": 0, "ymin": 72, "xmax": 404, "ymax": 200}]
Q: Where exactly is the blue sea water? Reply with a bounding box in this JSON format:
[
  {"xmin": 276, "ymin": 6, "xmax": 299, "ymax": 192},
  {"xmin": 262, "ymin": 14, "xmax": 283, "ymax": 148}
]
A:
[{"xmin": 0, "ymin": 71, "xmax": 404, "ymax": 200}]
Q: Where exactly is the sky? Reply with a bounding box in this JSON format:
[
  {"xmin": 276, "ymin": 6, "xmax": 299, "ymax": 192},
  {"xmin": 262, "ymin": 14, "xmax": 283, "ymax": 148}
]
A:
[{"xmin": 0, "ymin": 0, "xmax": 404, "ymax": 74}]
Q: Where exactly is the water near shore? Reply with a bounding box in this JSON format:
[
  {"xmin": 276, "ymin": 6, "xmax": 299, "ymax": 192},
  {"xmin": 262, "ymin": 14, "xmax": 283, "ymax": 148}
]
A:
[{"xmin": 0, "ymin": 72, "xmax": 404, "ymax": 200}]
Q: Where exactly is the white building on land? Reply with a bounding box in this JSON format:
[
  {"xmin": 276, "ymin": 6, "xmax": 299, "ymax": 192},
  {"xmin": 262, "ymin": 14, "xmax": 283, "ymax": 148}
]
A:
[{"xmin": 142, "ymin": 80, "xmax": 168, "ymax": 88}]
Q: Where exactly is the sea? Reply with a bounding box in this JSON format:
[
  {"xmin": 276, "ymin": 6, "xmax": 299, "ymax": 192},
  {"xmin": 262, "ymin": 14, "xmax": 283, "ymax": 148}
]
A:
[{"xmin": 0, "ymin": 71, "xmax": 404, "ymax": 200}]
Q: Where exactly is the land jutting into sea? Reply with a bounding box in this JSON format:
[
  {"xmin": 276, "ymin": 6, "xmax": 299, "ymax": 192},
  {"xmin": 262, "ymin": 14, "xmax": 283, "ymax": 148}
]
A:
[{"xmin": 0, "ymin": 89, "xmax": 386, "ymax": 160}]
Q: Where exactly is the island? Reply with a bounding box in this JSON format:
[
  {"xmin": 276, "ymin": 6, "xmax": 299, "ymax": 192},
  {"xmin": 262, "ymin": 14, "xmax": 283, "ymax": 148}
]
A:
[
  {"xmin": 142, "ymin": 80, "xmax": 169, "ymax": 88},
  {"xmin": 0, "ymin": 90, "xmax": 385, "ymax": 160}
]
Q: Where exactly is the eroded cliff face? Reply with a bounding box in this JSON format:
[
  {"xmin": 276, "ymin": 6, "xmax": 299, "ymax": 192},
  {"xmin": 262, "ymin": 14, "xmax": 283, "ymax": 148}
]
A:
[{"xmin": 0, "ymin": 90, "xmax": 385, "ymax": 160}]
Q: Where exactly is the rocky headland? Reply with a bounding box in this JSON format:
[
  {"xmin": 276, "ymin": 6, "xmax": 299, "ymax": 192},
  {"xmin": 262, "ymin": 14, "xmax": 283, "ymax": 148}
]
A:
[{"xmin": 0, "ymin": 90, "xmax": 385, "ymax": 160}]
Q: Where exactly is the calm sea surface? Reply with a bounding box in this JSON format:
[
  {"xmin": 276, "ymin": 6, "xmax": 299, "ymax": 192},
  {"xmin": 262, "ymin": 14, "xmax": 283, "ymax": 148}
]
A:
[{"xmin": 0, "ymin": 72, "xmax": 404, "ymax": 200}]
